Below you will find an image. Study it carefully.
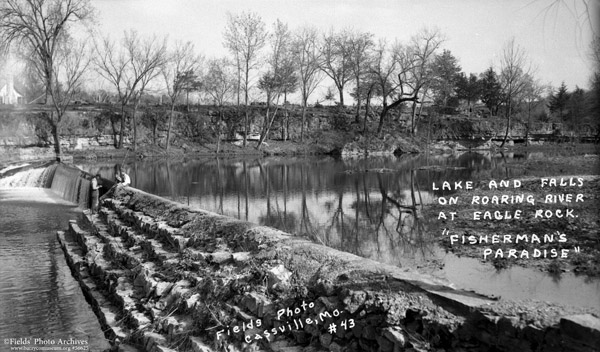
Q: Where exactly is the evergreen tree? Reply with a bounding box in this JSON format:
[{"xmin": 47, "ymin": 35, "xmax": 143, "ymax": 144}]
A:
[
  {"xmin": 548, "ymin": 81, "xmax": 569, "ymax": 120},
  {"xmin": 565, "ymin": 86, "xmax": 585, "ymax": 125},
  {"xmin": 589, "ymin": 72, "xmax": 600, "ymax": 119},
  {"xmin": 479, "ymin": 67, "xmax": 502, "ymax": 116},
  {"xmin": 456, "ymin": 72, "xmax": 481, "ymax": 115},
  {"xmin": 430, "ymin": 49, "xmax": 462, "ymax": 113}
]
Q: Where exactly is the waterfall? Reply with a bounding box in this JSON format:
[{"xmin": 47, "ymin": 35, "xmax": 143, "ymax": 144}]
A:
[
  {"xmin": 0, "ymin": 163, "xmax": 57, "ymax": 188},
  {"xmin": 49, "ymin": 164, "xmax": 92, "ymax": 208},
  {"xmin": 0, "ymin": 163, "xmax": 93, "ymax": 208}
]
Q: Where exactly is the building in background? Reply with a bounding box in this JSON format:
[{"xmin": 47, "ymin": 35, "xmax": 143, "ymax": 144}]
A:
[
  {"xmin": 0, "ymin": 75, "xmax": 24, "ymax": 104},
  {"xmin": 0, "ymin": 53, "xmax": 25, "ymax": 105}
]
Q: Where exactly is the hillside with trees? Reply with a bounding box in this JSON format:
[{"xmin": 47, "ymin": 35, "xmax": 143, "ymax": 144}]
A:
[{"xmin": 0, "ymin": 1, "xmax": 598, "ymax": 160}]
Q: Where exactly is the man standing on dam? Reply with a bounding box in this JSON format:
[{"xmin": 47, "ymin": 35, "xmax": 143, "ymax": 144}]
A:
[{"xmin": 90, "ymin": 174, "xmax": 102, "ymax": 214}]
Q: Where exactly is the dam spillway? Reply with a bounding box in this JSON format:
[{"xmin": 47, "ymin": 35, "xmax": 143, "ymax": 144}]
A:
[
  {"xmin": 1, "ymin": 163, "xmax": 599, "ymax": 352},
  {"xmin": 0, "ymin": 162, "xmax": 93, "ymax": 208}
]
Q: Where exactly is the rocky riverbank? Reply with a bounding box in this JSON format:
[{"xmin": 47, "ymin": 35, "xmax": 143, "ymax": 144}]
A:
[
  {"xmin": 55, "ymin": 182, "xmax": 600, "ymax": 352},
  {"xmin": 4, "ymin": 104, "xmax": 596, "ymax": 164}
]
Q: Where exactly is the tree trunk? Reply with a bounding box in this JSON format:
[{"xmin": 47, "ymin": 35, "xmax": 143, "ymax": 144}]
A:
[
  {"xmin": 51, "ymin": 117, "xmax": 62, "ymax": 162},
  {"xmin": 132, "ymin": 101, "xmax": 140, "ymax": 152},
  {"xmin": 337, "ymin": 85, "xmax": 344, "ymax": 106},
  {"xmin": 286, "ymin": 108, "xmax": 290, "ymax": 141},
  {"xmin": 525, "ymin": 101, "xmax": 531, "ymax": 146},
  {"xmin": 45, "ymin": 84, "xmax": 53, "ymax": 105},
  {"xmin": 282, "ymin": 91, "xmax": 288, "ymax": 141},
  {"xmin": 216, "ymin": 108, "xmax": 223, "ymax": 153},
  {"xmin": 377, "ymin": 104, "xmax": 389, "ymax": 135},
  {"xmin": 500, "ymin": 100, "xmax": 512, "ymax": 147},
  {"xmin": 244, "ymin": 108, "xmax": 249, "ymax": 147},
  {"xmin": 243, "ymin": 64, "xmax": 249, "ymax": 147},
  {"xmin": 377, "ymin": 95, "xmax": 417, "ymax": 136},
  {"xmin": 257, "ymin": 103, "xmax": 281, "ymax": 150},
  {"xmin": 300, "ymin": 102, "xmax": 307, "ymax": 142},
  {"xmin": 110, "ymin": 114, "xmax": 119, "ymax": 148},
  {"xmin": 258, "ymin": 100, "xmax": 271, "ymax": 149},
  {"xmin": 467, "ymin": 99, "xmax": 472, "ymax": 118},
  {"xmin": 166, "ymin": 103, "xmax": 176, "ymax": 150},
  {"xmin": 363, "ymin": 89, "xmax": 372, "ymax": 133},
  {"xmin": 153, "ymin": 122, "xmax": 157, "ymax": 145},
  {"xmin": 44, "ymin": 63, "xmax": 54, "ymax": 105},
  {"xmin": 427, "ymin": 111, "xmax": 432, "ymax": 154},
  {"xmin": 410, "ymin": 101, "xmax": 418, "ymax": 136},
  {"xmin": 281, "ymin": 108, "xmax": 286, "ymax": 141},
  {"xmin": 118, "ymin": 105, "xmax": 126, "ymax": 149},
  {"xmin": 186, "ymin": 90, "xmax": 190, "ymax": 112},
  {"xmin": 281, "ymin": 113, "xmax": 285, "ymax": 141},
  {"xmin": 236, "ymin": 59, "xmax": 241, "ymax": 106},
  {"xmin": 355, "ymin": 77, "xmax": 361, "ymax": 124}
]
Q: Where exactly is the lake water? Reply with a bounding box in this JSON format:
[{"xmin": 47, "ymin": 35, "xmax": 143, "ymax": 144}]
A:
[{"xmin": 76, "ymin": 151, "xmax": 600, "ymax": 310}]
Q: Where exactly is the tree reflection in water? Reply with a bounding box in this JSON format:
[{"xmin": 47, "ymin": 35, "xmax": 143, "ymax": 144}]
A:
[{"xmin": 75, "ymin": 152, "xmax": 556, "ymax": 269}]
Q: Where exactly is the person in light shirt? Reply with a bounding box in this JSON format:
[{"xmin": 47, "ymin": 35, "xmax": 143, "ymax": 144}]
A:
[
  {"xmin": 116, "ymin": 170, "xmax": 131, "ymax": 186},
  {"xmin": 90, "ymin": 174, "xmax": 102, "ymax": 214}
]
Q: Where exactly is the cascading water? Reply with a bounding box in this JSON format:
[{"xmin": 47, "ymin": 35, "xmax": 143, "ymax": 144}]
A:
[
  {"xmin": 0, "ymin": 163, "xmax": 92, "ymax": 208},
  {"xmin": 77, "ymin": 172, "xmax": 91, "ymax": 208},
  {"xmin": 0, "ymin": 163, "xmax": 57, "ymax": 188},
  {"xmin": 48, "ymin": 165, "xmax": 92, "ymax": 208}
]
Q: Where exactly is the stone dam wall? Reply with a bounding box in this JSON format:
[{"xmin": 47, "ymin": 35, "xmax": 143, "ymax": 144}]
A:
[
  {"xmin": 1, "ymin": 163, "xmax": 599, "ymax": 352},
  {"xmin": 55, "ymin": 180, "xmax": 599, "ymax": 351}
]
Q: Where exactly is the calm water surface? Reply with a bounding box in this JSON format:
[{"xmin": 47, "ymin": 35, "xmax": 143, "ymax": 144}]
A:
[
  {"xmin": 77, "ymin": 151, "xmax": 600, "ymax": 309},
  {"xmin": 0, "ymin": 188, "xmax": 110, "ymax": 350}
]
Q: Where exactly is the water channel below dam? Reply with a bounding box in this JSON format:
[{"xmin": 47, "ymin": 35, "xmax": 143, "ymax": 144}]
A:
[{"xmin": 0, "ymin": 187, "xmax": 110, "ymax": 351}]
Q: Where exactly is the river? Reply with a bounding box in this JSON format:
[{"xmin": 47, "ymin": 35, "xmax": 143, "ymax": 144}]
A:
[
  {"xmin": 0, "ymin": 188, "xmax": 110, "ymax": 351},
  {"xmin": 76, "ymin": 150, "xmax": 600, "ymax": 310}
]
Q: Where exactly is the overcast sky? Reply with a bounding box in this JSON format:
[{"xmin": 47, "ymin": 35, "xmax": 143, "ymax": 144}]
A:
[{"xmin": 88, "ymin": 0, "xmax": 597, "ymax": 91}]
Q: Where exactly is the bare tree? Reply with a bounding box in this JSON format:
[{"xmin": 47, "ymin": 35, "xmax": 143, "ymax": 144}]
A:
[
  {"xmin": 319, "ymin": 29, "xmax": 353, "ymax": 106},
  {"xmin": 0, "ymin": 0, "xmax": 93, "ymax": 105},
  {"xmin": 49, "ymin": 40, "xmax": 90, "ymax": 156},
  {"xmin": 404, "ymin": 28, "xmax": 444, "ymax": 135},
  {"xmin": 93, "ymin": 30, "xmax": 167, "ymax": 149},
  {"xmin": 373, "ymin": 28, "xmax": 444, "ymax": 135},
  {"xmin": 204, "ymin": 57, "xmax": 235, "ymax": 152},
  {"xmin": 292, "ymin": 26, "xmax": 323, "ymax": 141},
  {"xmin": 356, "ymin": 70, "xmax": 380, "ymax": 133},
  {"xmin": 499, "ymin": 37, "xmax": 531, "ymax": 147},
  {"xmin": 162, "ymin": 41, "xmax": 201, "ymax": 150},
  {"xmin": 223, "ymin": 11, "xmax": 267, "ymax": 146},
  {"xmin": 347, "ymin": 30, "xmax": 375, "ymax": 122},
  {"xmin": 93, "ymin": 35, "xmax": 128, "ymax": 147},
  {"xmin": 256, "ymin": 19, "xmax": 296, "ymax": 150},
  {"xmin": 371, "ymin": 39, "xmax": 400, "ymax": 134},
  {"xmin": 39, "ymin": 40, "xmax": 89, "ymax": 160},
  {"xmin": 521, "ymin": 74, "xmax": 548, "ymax": 145},
  {"xmin": 128, "ymin": 33, "xmax": 168, "ymax": 151}
]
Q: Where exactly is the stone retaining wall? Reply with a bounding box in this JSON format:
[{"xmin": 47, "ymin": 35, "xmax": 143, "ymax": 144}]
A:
[{"xmin": 56, "ymin": 184, "xmax": 600, "ymax": 352}]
